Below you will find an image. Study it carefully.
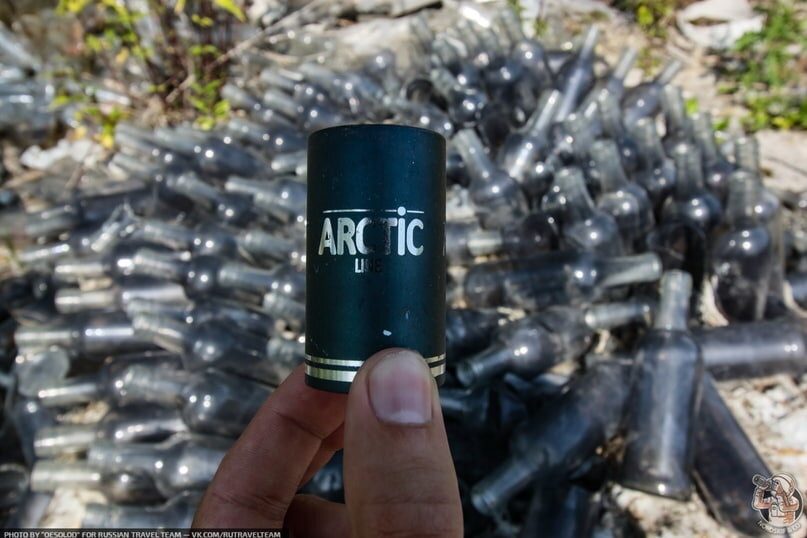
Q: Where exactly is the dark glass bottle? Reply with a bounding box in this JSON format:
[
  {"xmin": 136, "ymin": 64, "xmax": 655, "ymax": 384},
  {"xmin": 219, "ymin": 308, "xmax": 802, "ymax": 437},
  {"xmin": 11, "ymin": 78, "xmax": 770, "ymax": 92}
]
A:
[
  {"xmin": 711, "ymin": 172, "xmax": 774, "ymax": 321},
  {"xmin": 661, "ymin": 143, "xmax": 722, "ymax": 233},
  {"xmin": 469, "ymin": 361, "xmax": 630, "ymax": 515},
  {"xmin": 544, "ymin": 167, "xmax": 625, "ymax": 256},
  {"xmin": 620, "ymin": 270, "xmax": 703, "ymax": 500},
  {"xmin": 589, "ymin": 139, "xmax": 655, "ymax": 244},
  {"xmin": 453, "ymin": 128, "xmax": 529, "ymax": 228},
  {"xmin": 553, "ymin": 26, "xmax": 600, "ymax": 121},
  {"xmin": 621, "ymin": 59, "xmax": 682, "ymax": 125}
]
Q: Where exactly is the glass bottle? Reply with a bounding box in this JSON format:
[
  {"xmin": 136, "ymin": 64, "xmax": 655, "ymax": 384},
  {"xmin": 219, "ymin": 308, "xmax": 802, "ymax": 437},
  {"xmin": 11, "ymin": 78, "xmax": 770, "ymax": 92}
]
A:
[
  {"xmin": 445, "ymin": 212, "xmax": 558, "ymax": 266},
  {"xmin": 469, "ymin": 361, "xmax": 630, "ymax": 515},
  {"xmin": 553, "ymin": 26, "xmax": 600, "ymax": 122},
  {"xmin": 544, "ymin": 167, "xmax": 624, "ymax": 256},
  {"xmin": 14, "ymin": 313, "xmax": 153, "ymax": 357},
  {"xmin": 86, "ymin": 433, "xmax": 231, "ymax": 498},
  {"xmin": 54, "ymin": 279, "xmax": 187, "ymax": 314},
  {"xmin": 694, "ymin": 319, "xmax": 807, "ymax": 380},
  {"xmin": 661, "ymin": 143, "xmax": 722, "ymax": 233},
  {"xmin": 131, "ymin": 313, "xmax": 301, "ymax": 385},
  {"xmin": 694, "ymin": 374, "xmax": 775, "ymax": 536},
  {"xmin": 34, "ymin": 404, "xmax": 189, "ymax": 457},
  {"xmin": 453, "ymin": 129, "xmax": 528, "ymax": 228},
  {"xmin": 629, "ymin": 118, "xmax": 676, "ymax": 211},
  {"xmin": 690, "ymin": 112, "xmax": 733, "ymax": 203},
  {"xmin": 589, "ymin": 139, "xmax": 655, "ymax": 244},
  {"xmin": 463, "ymin": 250, "xmax": 662, "ymax": 309},
  {"xmin": 30, "ymin": 461, "xmax": 162, "ymax": 503},
  {"xmin": 620, "ymin": 271, "xmax": 702, "ymax": 500},
  {"xmin": 621, "ymin": 59, "xmax": 682, "ymax": 125},
  {"xmin": 711, "ymin": 172, "xmax": 774, "ymax": 321}
]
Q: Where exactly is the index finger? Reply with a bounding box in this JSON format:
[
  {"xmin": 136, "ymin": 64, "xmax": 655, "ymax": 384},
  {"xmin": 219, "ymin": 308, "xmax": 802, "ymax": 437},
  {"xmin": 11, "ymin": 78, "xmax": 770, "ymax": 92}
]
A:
[{"xmin": 194, "ymin": 365, "xmax": 348, "ymax": 527}]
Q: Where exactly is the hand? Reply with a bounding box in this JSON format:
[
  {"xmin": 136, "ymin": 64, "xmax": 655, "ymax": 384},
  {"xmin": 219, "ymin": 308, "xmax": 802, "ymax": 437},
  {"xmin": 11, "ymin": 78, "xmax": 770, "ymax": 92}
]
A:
[{"xmin": 193, "ymin": 348, "xmax": 464, "ymax": 537}]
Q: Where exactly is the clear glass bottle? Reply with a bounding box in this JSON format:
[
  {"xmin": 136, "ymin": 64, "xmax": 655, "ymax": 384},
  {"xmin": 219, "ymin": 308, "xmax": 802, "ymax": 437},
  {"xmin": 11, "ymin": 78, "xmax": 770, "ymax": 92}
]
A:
[
  {"xmin": 34, "ymin": 404, "xmax": 189, "ymax": 457},
  {"xmin": 463, "ymin": 250, "xmax": 662, "ymax": 310},
  {"xmin": 132, "ymin": 313, "xmax": 301, "ymax": 385},
  {"xmin": 695, "ymin": 319, "xmax": 807, "ymax": 380},
  {"xmin": 86, "ymin": 433, "xmax": 230, "ymax": 498},
  {"xmin": 30, "ymin": 461, "xmax": 162, "ymax": 503}
]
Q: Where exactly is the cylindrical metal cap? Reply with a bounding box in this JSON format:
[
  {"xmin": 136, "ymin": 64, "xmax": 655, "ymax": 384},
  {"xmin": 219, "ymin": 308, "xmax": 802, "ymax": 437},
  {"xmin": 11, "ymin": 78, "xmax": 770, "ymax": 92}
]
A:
[{"xmin": 306, "ymin": 124, "xmax": 446, "ymax": 392}]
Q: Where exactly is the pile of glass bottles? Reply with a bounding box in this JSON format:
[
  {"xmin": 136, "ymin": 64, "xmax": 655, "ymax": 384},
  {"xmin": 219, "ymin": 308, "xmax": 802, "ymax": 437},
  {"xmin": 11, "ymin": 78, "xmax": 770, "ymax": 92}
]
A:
[{"xmin": 0, "ymin": 3, "xmax": 805, "ymax": 536}]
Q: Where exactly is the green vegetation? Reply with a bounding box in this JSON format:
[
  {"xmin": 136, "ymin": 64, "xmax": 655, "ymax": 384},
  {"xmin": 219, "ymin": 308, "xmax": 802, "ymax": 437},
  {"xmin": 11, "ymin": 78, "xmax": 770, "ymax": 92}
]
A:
[
  {"xmin": 717, "ymin": 0, "xmax": 806, "ymax": 131},
  {"xmin": 53, "ymin": 0, "xmax": 243, "ymax": 143},
  {"xmin": 613, "ymin": 0, "xmax": 680, "ymax": 39}
]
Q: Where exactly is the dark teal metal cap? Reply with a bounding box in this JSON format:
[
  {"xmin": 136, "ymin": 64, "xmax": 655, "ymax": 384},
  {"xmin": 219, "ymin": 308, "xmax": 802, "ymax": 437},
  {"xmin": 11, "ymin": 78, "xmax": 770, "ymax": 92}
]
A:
[{"xmin": 305, "ymin": 124, "xmax": 447, "ymax": 393}]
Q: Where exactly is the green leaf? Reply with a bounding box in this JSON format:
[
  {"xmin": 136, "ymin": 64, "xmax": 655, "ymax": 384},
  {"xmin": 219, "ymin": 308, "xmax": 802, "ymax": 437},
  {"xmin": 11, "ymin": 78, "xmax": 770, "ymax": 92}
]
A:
[
  {"xmin": 213, "ymin": 99, "xmax": 230, "ymax": 118},
  {"xmin": 685, "ymin": 98, "xmax": 699, "ymax": 115},
  {"xmin": 211, "ymin": 0, "xmax": 245, "ymax": 21},
  {"xmin": 191, "ymin": 14, "xmax": 215, "ymax": 27}
]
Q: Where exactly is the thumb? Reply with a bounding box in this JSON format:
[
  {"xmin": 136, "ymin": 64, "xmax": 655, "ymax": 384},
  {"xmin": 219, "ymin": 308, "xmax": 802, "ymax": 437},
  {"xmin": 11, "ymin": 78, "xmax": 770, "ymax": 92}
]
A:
[{"xmin": 343, "ymin": 348, "xmax": 463, "ymax": 538}]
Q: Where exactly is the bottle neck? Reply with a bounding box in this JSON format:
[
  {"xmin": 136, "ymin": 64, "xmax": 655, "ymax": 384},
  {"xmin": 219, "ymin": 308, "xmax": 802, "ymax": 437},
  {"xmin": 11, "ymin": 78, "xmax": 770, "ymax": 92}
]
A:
[
  {"xmin": 598, "ymin": 253, "xmax": 663, "ymax": 288},
  {"xmin": 138, "ymin": 219, "xmax": 194, "ymax": 250},
  {"xmin": 554, "ymin": 167, "xmax": 596, "ymax": 222},
  {"xmin": 167, "ymin": 173, "xmax": 219, "ymax": 209},
  {"xmin": 454, "ymin": 129, "xmax": 497, "ymax": 182},
  {"xmin": 525, "ymin": 90, "xmax": 561, "ymax": 137},
  {"xmin": 589, "ymin": 140, "xmax": 628, "ymax": 192},
  {"xmin": 734, "ymin": 135, "xmax": 760, "ymax": 172},
  {"xmin": 576, "ymin": 25, "xmax": 599, "ymax": 63},
  {"xmin": 725, "ymin": 171, "xmax": 762, "ymax": 227},
  {"xmin": 34, "ymin": 424, "xmax": 98, "ymax": 457},
  {"xmin": 217, "ymin": 260, "xmax": 276, "ymax": 293},
  {"xmin": 662, "ymin": 85, "xmax": 688, "ymax": 135},
  {"xmin": 55, "ymin": 287, "xmax": 117, "ymax": 313},
  {"xmin": 261, "ymin": 89, "xmax": 300, "ymax": 119},
  {"xmin": 654, "ymin": 270, "xmax": 692, "ymax": 331},
  {"xmin": 632, "ymin": 119, "xmax": 666, "ymax": 166},
  {"xmin": 655, "ymin": 59, "xmax": 682, "ymax": 85},
  {"xmin": 31, "ymin": 461, "xmax": 101, "ymax": 491},
  {"xmin": 455, "ymin": 343, "xmax": 514, "ymax": 387},
  {"xmin": 113, "ymin": 364, "xmax": 189, "ymax": 406},
  {"xmin": 611, "ymin": 47, "xmax": 638, "ymax": 83},
  {"xmin": 131, "ymin": 314, "xmax": 188, "ymax": 354},
  {"xmin": 36, "ymin": 374, "xmax": 101, "ymax": 408},
  {"xmin": 673, "ymin": 145, "xmax": 706, "ymax": 197},
  {"xmin": 54, "ymin": 256, "xmax": 108, "ymax": 282},
  {"xmin": 131, "ymin": 248, "xmax": 187, "ymax": 281},
  {"xmin": 584, "ymin": 297, "xmax": 655, "ymax": 330},
  {"xmin": 15, "ymin": 323, "xmax": 77, "ymax": 350},
  {"xmin": 597, "ymin": 92, "xmax": 626, "ymax": 137},
  {"xmin": 88, "ymin": 440, "xmax": 162, "ymax": 474},
  {"xmin": 18, "ymin": 242, "xmax": 72, "ymax": 266},
  {"xmin": 691, "ymin": 112, "xmax": 720, "ymax": 163}
]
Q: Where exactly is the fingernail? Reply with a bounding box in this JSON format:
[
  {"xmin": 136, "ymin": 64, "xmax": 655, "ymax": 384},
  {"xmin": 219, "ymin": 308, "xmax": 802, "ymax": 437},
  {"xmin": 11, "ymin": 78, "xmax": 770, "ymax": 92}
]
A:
[{"xmin": 369, "ymin": 349, "xmax": 433, "ymax": 425}]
